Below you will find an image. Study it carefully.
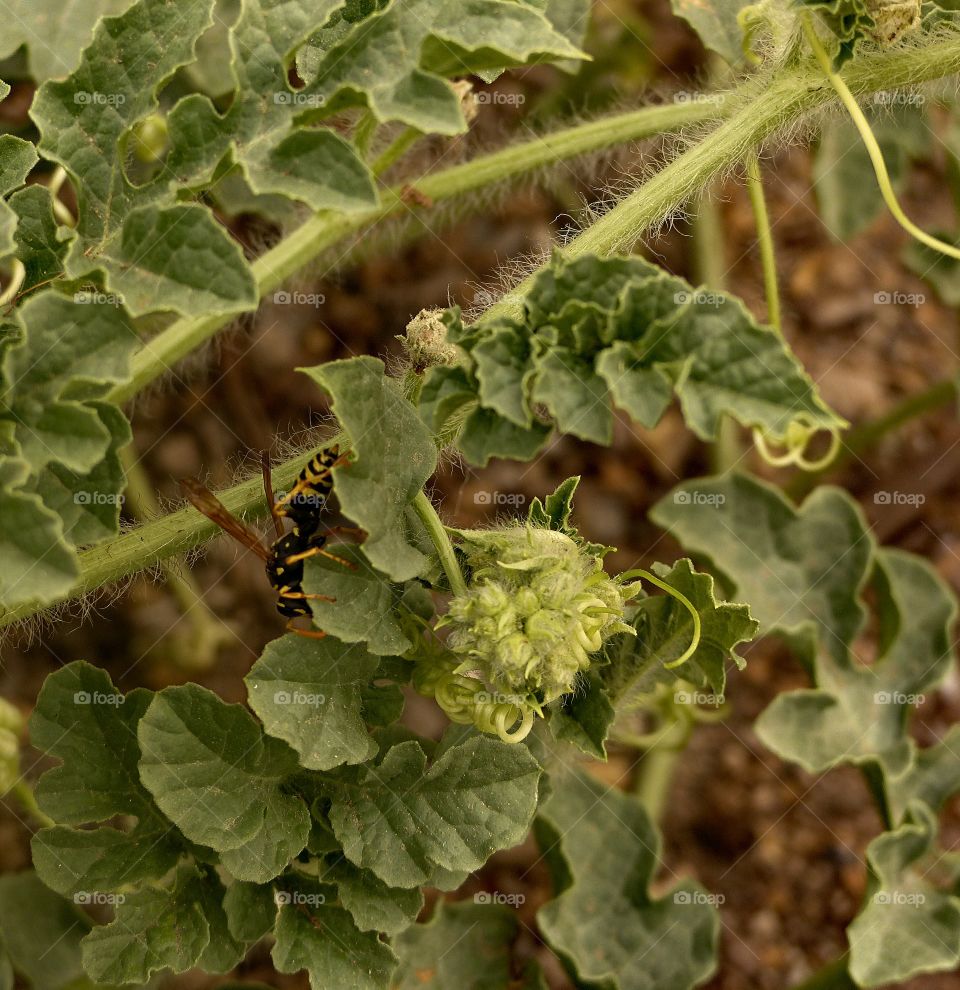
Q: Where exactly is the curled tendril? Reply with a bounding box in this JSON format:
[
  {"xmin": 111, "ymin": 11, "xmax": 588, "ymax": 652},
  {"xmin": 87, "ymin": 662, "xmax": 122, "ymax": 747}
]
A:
[
  {"xmin": 619, "ymin": 569, "xmax": 702, "ymax": 670},
  {"xmin": 753, "ymin": 415, "xmax": 842, "ymax": 471},
  {"xmin": 412, "ymin": 658, "xmax": 535, "ymax": 744}
]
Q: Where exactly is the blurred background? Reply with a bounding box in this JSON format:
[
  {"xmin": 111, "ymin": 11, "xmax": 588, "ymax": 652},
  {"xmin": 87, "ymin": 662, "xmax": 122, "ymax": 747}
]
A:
[{"xmin": 2, "ymin": 0, "xmax": 960, "ymax": 986}]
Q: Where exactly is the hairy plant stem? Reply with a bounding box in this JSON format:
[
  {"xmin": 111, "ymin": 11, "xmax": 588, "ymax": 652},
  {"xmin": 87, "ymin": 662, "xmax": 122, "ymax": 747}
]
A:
[
  {"xmin": 481, "ymin": 34, "xmax": 960, "ymax": 323},
  {"xmin": 411, "ymin": 491, "xmax": 467, "ymax": 597},
  {"xmin": 106, "ymin": 101, "xmax": 719, "ymax": 405},
  {"xmin": 0, "ymin": 442, "xmax": 340, "ymax": 628}
]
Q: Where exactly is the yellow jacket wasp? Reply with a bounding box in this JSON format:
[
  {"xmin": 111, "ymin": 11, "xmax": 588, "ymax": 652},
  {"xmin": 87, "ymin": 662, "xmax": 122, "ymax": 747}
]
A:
[{"xmin": 180, "ymin": 445, "xmax": 362, "ymax": 639}]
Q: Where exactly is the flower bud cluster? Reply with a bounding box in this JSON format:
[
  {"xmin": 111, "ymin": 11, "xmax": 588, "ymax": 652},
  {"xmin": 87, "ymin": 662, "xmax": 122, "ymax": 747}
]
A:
[{"xmin": 441, "ymin": 527, "xmax": 638, "ymax": 705}]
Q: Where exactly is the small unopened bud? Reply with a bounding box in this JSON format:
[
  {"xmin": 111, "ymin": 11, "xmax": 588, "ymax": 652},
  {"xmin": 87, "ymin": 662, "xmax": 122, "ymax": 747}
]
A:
[
  {"xmin": 400, "ymin": 309, "xmax": 463, "ymax": 371},
  {"xmin": 452, "ymin": 80, "xmax": 478, "ymax": 124},
  {"xmin": 131, "ymin": 114, "xmax": 169, "ymax": 164}
]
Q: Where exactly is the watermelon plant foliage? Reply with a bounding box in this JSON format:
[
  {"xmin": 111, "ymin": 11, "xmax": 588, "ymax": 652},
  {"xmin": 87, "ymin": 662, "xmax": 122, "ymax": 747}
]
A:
[{"xmin": 1, "ymin": 0, "xmax": 960, "ymax": 988}]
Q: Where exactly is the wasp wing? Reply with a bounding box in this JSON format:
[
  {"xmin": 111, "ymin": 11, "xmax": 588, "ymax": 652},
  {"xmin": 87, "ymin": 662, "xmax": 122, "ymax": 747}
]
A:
[{"xmin": 180, "ymin": 479, "xmax": 271, "ymax": 562}]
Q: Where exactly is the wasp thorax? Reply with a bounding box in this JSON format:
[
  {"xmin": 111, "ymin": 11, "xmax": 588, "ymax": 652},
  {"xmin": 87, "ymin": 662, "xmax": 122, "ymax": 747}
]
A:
[{"xmin": 441, "ymin": 527, "xmax": 636, "ymax": 705}]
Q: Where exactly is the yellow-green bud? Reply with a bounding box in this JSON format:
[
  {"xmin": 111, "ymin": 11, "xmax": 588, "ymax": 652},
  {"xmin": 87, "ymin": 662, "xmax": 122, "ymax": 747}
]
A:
[{"xmin": 442, "ymin": 527, "xmax": 636, "ymax": 704}]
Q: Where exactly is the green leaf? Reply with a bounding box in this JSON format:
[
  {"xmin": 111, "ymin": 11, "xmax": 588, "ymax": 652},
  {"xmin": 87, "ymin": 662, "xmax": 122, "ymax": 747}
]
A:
[
  {"xmin": 0, "ymin": 288, "xmax": 139, "ymax": 611},
  {"xmin": 10, "ymin": 186, "xmax": 68, "ymax": 294},
  {"xmin": 548, "ymin": 671, "xmax": 616, "ymax": 760},
  {"xmin": 532, "ymin": 346, "xmax": 613, "ymax": 444},
  {"xmin": 32, "ymin": 401, "xmax": 130, "ymax": 547},
  {"xmin": 847, "ymin": 803, "xmax": 960, "ymax": 987},
  {"xmin": 298, "ymin": 0, "xmax": 585, "ymax": 132},
  {"xmin": 0, "ymin": 450, "xmax": 78, "ymax": 610},
  {"xmin": 0, "ymin": 1, "xmax": 138, "ymax": 81},
  {"xmin": 80, "ymin": 866, "xmax": 212, "ymax": 984},
  {"xmin": 272, "ymin": 882, "xmax": 398, "ymax": 990},
  {"xmin": 536, "ymin": 768, "xmax": 719, "ymax": 990},
  {"xmin": 245, "ymin": 632, "xmax": 379, "ymax": 771},
  {"xmin": 326, "ymin": 858, "xmax": 424, "ymax": 935},
  {"xmin": 457, "ymin": 406, "xmax": 551, "ymax": 467},
  {"xmin": 223, "ymin": 881, "xmax": 278, "ymax": 945},
  {"xmin": 30, "ymin": 0, "xmax": 259, "ymax": 315},
  {"xmin": 439, "ymin": 254, "xmax": 843, "ymax": 465},
  {"xmin": 393, "ymin": 900, "xmax": 525, "ymax": 989},
  {"xmin": 32, "ymin": 821, "xmax": 180, "ymax": 898},
  {"xmin": 328, "ymin": 735, "xmax": 541, "ymax": 888},
  {"xmin": 302, "ymin": 546, "xmax": 413, "ymax": 655},
  {"xmin": 88, "ymin": 203, "xmax": 258, "ymax": 319},
  {"xmin": 473, "ymin": 324, "xmax": 535, "ymax": 427},
  {"xmin": 30, "ymin": 662, "xmax": 154, "ymax": 823},
  {"xmin": 0, "ymin": 872, "xmax": 90, "ymax": 990},
  {"xmin": 669, "ymin": 0, "xmax": 753, "ymax": 66},
  {"xmin": 418, "ymin": 365, "xmax": 477, "ymax": 437},
  {"xmin": 301, "ymin": 357, "xmax": 438, "ymax": 582},
  {"xmin": 138, "ymin": 683, "xmax": 310, "ymax": 882},
  {"xmin": 756, "ymin": 548, "xmax": 956, "ymax": 793},
  {"xmin": 610, "ymin": 558, "xmax": 758, "ymax": 699},
  {"xmin": 0, "ymin": 135, "xmax": 37, "ymax": 258},
  {"xmin": 650, "ymin": 474, "xmax": 871, "ymax": 666},
  {"xmin": 4, "ymin": 292, "xmax": 138, "ymax": 474},
  {"xmin": 886, "ymin": 725, "xmax": 960, "ymax": 823}
]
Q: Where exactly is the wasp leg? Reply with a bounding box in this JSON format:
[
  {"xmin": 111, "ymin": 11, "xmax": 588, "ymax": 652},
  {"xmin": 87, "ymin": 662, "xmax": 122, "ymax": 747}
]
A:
[
  {"xmin": 285, "ymin": 619, "xmax": 328, "ymax": 640},
  {"xmin": 281, "ymin": 590, "xmax": 337, "ymax": 603},
  {"xmin": 282, "ymin": 545, "xmax": 356, "ymax": 569}
]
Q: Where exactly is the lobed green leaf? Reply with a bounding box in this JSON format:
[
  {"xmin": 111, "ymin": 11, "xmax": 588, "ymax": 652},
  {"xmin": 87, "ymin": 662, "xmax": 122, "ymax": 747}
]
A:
[
  {"xmin": 328, "ymin": 734, "xmax": 541, "ymax": 888},
  {"xmin": 536, "ymin": 768, "xmax": 719, "ymax": 990}
]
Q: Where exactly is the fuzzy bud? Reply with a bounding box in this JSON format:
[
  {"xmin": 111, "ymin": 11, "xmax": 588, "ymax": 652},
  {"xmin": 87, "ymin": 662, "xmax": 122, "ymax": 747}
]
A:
[
  {"xmin": 442, "ymin": 527, "xmax": 636, "ymax": 704},
  {"xmin": 400, "ymin": 309, "xmax": 463, "ymax": 370}
]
